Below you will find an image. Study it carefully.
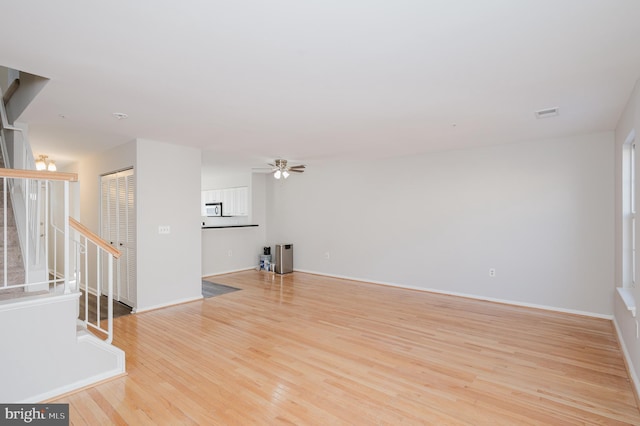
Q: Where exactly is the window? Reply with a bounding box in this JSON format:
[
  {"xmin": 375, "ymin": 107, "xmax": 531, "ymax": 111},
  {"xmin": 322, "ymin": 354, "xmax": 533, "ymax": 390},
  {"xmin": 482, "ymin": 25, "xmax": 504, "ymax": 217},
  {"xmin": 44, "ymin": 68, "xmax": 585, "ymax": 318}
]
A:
[
  {"xmin": 632, "ymin": 142, "xmax": 636, "ymax": 286},
  {"xmin": 623, "ymin": 130, "xmax": 637, "ymax": 288}
]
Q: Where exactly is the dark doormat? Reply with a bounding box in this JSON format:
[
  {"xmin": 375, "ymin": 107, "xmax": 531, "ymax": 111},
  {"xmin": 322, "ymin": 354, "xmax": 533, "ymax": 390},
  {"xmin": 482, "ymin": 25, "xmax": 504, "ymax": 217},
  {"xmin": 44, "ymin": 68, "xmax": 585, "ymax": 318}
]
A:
[{"xmin": 202, "ymin": 280, "xmax": 241, "ymax": 298}]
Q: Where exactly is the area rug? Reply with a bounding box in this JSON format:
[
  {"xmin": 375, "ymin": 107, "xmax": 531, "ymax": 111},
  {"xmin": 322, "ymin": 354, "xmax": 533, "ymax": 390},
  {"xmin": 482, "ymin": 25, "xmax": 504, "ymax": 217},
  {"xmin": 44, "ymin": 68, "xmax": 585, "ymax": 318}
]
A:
[{"xmin": 202, "ymin": 280, "xmax": 241, "ymax": 298}]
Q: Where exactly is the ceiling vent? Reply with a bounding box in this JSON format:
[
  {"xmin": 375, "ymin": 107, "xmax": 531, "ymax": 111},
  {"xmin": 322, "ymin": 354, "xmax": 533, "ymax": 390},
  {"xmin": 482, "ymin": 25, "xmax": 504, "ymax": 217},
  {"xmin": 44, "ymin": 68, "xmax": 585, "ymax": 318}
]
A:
[{"xmin": 535, "ymin": 107, "xmax": 559, "ymax": 119}]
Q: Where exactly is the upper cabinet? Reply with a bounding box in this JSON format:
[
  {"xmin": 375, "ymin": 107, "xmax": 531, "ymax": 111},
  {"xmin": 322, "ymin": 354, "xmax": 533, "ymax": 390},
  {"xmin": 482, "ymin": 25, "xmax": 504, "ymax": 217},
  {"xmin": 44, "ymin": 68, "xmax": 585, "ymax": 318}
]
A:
[
  {"xmin": 202, "ymin": 186, "xmax": 248, "ymax": 216},
  {"xmin": 202, "ymin": 189, "xmax": 222, "ymax": 204}
]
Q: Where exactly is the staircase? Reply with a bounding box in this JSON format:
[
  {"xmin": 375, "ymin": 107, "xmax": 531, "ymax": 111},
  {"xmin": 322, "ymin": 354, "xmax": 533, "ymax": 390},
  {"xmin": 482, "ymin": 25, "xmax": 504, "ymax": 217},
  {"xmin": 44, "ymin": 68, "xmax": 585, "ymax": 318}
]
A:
[
  {"xmin": 0, "ymin": 148, "xmax": 25, "ymax": 296},
  {"xmin": 0, "ymin": 69, "xmax": 125, "ymax": 402}
]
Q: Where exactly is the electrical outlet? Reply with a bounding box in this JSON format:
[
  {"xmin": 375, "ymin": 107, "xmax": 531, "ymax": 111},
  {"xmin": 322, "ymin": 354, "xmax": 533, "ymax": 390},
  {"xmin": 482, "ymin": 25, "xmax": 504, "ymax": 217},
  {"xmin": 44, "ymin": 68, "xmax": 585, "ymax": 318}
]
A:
[
  {"xmin": 158, "ymin": 225, "xmax": 171, "ymax": 234},
  {"xmin": 227, "ymin": 250, "xmax": 233, "ymax": 257},
  {"xmin": 324, "ymin": 252, "xmax": 330, "ymax": 260},
  {"xmin": 489, "ymin": 268, "xmax": 496, "ymax": 278}
]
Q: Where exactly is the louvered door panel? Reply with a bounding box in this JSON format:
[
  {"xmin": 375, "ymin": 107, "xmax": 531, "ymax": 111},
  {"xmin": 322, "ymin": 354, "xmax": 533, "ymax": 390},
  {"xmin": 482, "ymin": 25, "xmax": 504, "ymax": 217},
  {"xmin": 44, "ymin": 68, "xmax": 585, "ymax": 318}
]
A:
[
  {"xmin": 100, "ymin": 169, "xmax": 136, "ymax": 308},
  {"xmin": 100, "ymin": 175, "xmax": 118, "ymax": 296},
  {"xmin": 119, "ymin": 169, "xmax": 135, "ymax": 306}
]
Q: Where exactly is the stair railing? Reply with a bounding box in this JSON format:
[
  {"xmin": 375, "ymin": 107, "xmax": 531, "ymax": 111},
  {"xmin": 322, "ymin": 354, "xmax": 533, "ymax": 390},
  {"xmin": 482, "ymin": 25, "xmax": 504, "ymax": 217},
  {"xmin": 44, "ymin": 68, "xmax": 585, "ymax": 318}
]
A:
[
  {"xmin": 0, "ymin": 168, "xmax": 76, "ymax": 293},
  {"xmin": 1, "ymin": 85, "xmax": 45, "ymax": 286},
  {"xmin": 69, "ymin": 218, "xmax": 121, "ymax": 344},
  {"xmin": 1, "ymin": 84, "xmax": 121, "ymax": 343},
  {"xmin": 0, "ymin": 168, "xmax": 121, "ymax": 343}
]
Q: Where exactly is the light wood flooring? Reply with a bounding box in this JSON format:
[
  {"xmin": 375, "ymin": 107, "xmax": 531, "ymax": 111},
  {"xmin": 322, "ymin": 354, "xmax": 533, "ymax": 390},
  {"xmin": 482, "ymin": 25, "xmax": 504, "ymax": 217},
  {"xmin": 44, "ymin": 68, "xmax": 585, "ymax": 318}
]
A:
[{"xmin": 52, "ymin": 271, "xmax": 640, "ymax": 425}]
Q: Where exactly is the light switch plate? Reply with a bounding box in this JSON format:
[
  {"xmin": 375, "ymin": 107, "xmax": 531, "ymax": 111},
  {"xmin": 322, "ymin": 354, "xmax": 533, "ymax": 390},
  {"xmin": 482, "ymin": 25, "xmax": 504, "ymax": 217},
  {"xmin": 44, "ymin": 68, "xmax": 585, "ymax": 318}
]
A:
[{"xmin": 158, "ymin": 225, "xmax": 171, "ymax": 234}]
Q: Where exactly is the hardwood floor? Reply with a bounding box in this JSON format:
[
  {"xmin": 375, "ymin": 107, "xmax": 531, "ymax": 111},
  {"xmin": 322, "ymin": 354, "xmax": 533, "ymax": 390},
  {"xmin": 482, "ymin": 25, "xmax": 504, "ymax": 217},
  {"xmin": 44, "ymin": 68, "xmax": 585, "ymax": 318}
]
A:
[{"xmin": 52, "ymin": 271, "xmax": 640, "ymax": 425}]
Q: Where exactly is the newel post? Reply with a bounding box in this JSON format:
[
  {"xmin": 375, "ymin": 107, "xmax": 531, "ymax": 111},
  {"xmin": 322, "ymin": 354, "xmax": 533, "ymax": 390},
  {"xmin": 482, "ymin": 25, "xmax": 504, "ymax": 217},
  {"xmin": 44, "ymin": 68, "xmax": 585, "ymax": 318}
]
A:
[{"xmin": 63, "ymin": 181, "xmax": 70, "ymax": 294}]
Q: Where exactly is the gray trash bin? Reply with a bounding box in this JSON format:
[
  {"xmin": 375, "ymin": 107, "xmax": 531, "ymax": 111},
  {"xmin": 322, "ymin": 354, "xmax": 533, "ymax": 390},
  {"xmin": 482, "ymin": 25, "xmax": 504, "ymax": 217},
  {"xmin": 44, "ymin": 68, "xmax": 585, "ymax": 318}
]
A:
[{"xmin": 275, "ymin": 244, "xmax": 293, "ymax": 274}]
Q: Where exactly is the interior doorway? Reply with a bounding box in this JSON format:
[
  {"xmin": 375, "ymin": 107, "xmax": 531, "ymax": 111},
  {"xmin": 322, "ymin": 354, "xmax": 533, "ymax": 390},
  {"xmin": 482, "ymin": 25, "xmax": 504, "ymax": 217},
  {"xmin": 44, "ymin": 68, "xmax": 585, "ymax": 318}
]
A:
[{"xmin": 100, "ymin": 168, "xmax": 136, "ymax": 308}]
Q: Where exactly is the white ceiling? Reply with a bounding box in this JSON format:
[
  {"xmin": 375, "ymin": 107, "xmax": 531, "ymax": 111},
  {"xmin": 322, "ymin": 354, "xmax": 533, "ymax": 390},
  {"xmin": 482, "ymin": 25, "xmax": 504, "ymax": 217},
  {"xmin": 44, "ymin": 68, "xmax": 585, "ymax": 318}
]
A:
[{"xmin": 1, "ymin": 1, "xmax": 640, "ymax": 169}]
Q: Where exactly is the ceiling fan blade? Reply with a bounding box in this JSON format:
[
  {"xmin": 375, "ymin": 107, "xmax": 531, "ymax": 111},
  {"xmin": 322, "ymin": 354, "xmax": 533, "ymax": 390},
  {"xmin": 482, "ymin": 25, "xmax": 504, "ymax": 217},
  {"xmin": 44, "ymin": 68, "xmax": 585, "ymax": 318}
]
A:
[{"xmin": 264, "ymin": 160, "xmax": 305, "ymax": 175}]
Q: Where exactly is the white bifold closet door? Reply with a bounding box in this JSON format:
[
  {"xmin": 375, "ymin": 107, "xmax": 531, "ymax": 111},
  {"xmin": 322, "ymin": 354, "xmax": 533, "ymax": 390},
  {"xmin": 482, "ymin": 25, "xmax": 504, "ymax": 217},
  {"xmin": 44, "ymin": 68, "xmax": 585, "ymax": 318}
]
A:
[{"xmin": 101, "ymin": 168, "xmax": 136, "ymax": 308}]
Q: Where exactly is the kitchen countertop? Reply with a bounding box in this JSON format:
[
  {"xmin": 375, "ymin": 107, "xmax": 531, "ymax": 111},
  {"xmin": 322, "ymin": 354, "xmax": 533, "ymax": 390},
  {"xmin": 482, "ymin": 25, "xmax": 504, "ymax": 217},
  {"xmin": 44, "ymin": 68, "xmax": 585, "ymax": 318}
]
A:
[{"xmin": 202, "ymin": 224, "xmax": 259, "ymax": 229}]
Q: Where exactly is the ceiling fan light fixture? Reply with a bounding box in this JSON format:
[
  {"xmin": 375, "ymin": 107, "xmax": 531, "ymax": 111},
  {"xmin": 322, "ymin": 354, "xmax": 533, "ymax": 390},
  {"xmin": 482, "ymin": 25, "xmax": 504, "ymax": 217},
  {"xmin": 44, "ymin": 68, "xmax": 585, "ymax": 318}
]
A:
[
  {"xmin": 269, "ymin": 158, "xmax": 305, "ymax": 179},
  {"xmin": 47, "ymin": 160, "xmax": 57, "ymax": 172}
]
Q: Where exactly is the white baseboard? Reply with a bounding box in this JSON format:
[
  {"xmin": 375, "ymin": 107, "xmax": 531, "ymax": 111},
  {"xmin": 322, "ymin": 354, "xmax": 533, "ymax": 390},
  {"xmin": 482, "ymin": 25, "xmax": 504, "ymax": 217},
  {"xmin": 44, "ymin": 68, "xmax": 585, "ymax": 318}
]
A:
[
  {"xmin": 78, "ymin": 285, "xmax": 99, "ymax": 297},
  {"xmin": 135, "ymin": 295, "xmax": 204, "ymax": 313},
  {"xmin": 293, "ymin": 269, "xmax": 613, "ymax": 320},
  {"xmin": 25, "ymin": 367, "xmax": 125, "ymax": 403},
  {"xmin": 202, "ymin": 266, "xmax": 257, "ymax": 278},
  {"xmin": 613, "ymin": 317, "xmax": 640, "ymax": 399}
]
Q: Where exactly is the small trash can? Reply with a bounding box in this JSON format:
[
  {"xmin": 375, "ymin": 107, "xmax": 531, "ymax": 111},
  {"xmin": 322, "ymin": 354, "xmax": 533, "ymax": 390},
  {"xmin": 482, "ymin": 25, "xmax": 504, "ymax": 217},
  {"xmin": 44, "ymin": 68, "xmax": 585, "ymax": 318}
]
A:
[
  {"xmin": 274, "ymin": 244, "xmax": 293, "ymax": 274},
  {"xmin": 259, "ymin": 255, "xmax": 271, "ymax": 271}
]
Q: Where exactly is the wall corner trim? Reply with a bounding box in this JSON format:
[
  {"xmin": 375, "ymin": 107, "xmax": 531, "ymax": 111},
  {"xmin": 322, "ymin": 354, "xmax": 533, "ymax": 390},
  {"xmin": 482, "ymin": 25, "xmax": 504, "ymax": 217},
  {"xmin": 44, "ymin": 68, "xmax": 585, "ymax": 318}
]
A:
[
  {"xmin": 613, "ymin": 317, "xmax": 640, "ymax": 401},
  {"xmin": 135, "ymin": 295, "xmax": 203, "ymax": 314}
]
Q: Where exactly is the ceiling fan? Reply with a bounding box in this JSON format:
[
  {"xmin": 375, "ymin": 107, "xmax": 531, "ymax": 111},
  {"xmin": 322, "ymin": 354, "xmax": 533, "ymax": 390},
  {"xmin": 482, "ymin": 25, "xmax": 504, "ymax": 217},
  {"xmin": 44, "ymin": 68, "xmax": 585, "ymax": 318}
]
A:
[{"xmin": 268, "ymin": 159, "xmax": 305, "ymax": 179}]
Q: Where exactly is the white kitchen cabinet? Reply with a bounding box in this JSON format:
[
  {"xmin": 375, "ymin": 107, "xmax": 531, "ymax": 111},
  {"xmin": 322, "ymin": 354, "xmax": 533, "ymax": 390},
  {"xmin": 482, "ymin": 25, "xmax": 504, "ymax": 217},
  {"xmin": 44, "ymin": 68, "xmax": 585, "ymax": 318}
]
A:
[
  {"xmin": 235, "ymin": 186, "xmax": 248, "ymax": 216},
  {"xmin": 201, "ymin": 190, "xmax": 223, "ymax": 215},
  {"xmin": 202, "ymin": 186, "xmax": 248, "ymax": 216}
]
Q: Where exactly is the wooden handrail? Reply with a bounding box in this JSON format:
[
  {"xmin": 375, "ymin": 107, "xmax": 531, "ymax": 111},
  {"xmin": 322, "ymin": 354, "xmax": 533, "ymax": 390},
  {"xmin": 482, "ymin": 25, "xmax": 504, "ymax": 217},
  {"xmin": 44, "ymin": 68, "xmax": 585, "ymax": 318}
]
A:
[
  {"xmin": 69, "ymin": 217, "xmax": 122, "ymax": 259},
  {"xmin": 0, "ymin": 167, "xmax": 78, "ymax": 182}
]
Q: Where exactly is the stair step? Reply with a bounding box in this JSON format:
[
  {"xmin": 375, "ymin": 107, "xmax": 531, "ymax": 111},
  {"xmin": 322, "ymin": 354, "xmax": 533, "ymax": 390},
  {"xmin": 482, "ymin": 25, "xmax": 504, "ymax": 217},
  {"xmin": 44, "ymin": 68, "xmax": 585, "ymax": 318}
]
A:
[
  {"xmin": 0, "ymin": 287, "xmax": 24, "ymax": 301},
  {"xmin": 0, "ymin": 274, "xmax": 25, "ymax": 284},
  {"xmin": 0, "ymin": 185, "xmax": 25, "ymax": 284}
]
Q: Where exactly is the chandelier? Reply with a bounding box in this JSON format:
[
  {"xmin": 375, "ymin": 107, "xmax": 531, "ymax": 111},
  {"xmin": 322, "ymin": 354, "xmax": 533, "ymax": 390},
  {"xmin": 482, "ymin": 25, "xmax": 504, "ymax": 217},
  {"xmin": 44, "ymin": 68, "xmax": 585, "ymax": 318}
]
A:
[{"xmin": 35, "ymin": 155, "xmax": 57, "ymax": 172}]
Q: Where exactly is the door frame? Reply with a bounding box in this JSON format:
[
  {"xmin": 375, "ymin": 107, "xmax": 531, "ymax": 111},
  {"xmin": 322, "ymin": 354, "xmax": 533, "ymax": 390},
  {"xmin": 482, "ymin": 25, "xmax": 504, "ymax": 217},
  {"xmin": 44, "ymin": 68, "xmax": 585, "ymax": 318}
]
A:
[{"xmin": 100, "ymin": 167, "xmax": 136, "ymax": 308}]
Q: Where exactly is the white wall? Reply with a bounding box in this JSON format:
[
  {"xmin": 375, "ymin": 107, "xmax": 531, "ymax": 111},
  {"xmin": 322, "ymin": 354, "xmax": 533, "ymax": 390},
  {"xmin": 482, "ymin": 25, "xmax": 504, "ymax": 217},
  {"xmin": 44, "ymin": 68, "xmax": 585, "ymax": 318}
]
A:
[
  {"xmin": 0, "ymin": 293, "xmax": 124, "ymax": 402},
  {"xmin": 614, "ymin": 79, "xmax": 640, "ymax": 393},
  {"xmin": 266, "ymin": 132, "xmax": 615, "ymax": 316},
  {"xmin": 0, "ymin": 66, "xmax": 8, "ymax": 93},
  {"xmin": 78, "ymin": 140, "xmax": 136, "ymax": 234},
  {"xmin": 77, "ymin": 140, "xmax": 136, "ymax": 295},
  {"xmin": 202, "ymin": 170, "xmax": 251, "ymax": 191},
  {"xmin": 78, "ymin": 139, "xmax": 203, "ymax": 312},
  {"xmin": 202, "ymin": 173, "xmax": 267, "ymax": 276},
  {"xmin": 136, "ymin": 139, "xmax": 202, "ymax": 311}
]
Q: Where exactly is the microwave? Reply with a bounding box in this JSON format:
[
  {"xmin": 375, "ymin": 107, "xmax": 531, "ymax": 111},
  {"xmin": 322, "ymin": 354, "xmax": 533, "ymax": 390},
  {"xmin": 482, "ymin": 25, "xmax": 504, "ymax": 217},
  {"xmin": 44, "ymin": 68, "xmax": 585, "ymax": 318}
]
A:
[{"xmin": 205, "ymin": 202, "xmax": 222, "ymax": 217}]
